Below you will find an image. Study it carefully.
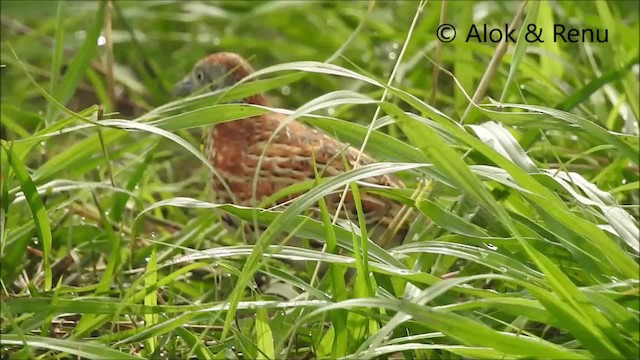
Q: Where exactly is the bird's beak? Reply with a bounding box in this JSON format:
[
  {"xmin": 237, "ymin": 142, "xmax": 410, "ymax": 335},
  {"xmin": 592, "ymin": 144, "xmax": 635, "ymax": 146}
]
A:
[{"xmin": 172, "ymin": 76, "xmax": 194, "ymax": 97}]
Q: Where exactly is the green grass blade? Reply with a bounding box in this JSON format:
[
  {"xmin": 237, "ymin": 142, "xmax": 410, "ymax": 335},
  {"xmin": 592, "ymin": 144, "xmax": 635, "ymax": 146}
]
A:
[
  {"xmin": 50, "ymin": 1, "xmax": 105, "ymax": 120},
  {"xmin": 0, "ymin": 334, "xmax": 143, "ymax": 359},
  {"xmin": 2, "ymin": 142, "xmax": 52, "ymax": 291}
]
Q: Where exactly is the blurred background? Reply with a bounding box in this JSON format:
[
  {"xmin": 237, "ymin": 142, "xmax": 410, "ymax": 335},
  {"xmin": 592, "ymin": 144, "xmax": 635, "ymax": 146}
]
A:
[
  {"xmin": 2, "ymin": 1, "xmax": 636, "ymax": 115},
  {"xmin": 1, "ymin": 1, "xmax": 639, "ymax": 359}
]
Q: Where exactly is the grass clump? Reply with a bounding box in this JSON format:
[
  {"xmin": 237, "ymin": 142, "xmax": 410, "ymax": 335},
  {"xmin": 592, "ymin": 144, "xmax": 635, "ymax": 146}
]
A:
[{"xmin": 1, "ymin": 1, "xmax": 638, "ymax": 359}]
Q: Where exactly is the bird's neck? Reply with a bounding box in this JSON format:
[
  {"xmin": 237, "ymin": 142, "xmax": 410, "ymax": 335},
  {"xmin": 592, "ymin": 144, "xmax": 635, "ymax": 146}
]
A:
[{"xmin": 244, "ymin": 93, "xmax": 268, "ymax": 106}]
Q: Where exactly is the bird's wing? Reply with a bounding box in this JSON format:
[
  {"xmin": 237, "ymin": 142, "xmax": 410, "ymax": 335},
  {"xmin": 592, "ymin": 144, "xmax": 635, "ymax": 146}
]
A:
[{"xmin": 269, "ymin": 117, "xmax": 408, "ymax": 230}]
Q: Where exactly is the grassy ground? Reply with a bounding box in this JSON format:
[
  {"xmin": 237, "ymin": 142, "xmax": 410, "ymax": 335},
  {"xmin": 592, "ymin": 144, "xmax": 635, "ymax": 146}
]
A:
[{"xmin": 1, "ymin": 0, "xmax": 639, "ymax": 359}]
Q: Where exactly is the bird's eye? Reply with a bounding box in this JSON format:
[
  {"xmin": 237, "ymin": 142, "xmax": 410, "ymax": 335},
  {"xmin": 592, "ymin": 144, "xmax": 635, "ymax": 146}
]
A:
[{"xmin": 196, "ymin": 71, "xmax": 205, "ymax": 82}]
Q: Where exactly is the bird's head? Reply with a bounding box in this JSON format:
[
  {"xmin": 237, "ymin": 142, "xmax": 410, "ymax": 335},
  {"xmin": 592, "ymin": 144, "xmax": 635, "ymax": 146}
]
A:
[{"xmin": 172, "ymin": 52, "xmax": 256, "ymax": 98}]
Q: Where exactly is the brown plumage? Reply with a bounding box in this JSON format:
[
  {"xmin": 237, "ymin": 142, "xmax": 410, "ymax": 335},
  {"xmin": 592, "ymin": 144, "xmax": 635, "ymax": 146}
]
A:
[{"xmin": 174, "ymin": 52, "xmax": 411, "ymax": 246}]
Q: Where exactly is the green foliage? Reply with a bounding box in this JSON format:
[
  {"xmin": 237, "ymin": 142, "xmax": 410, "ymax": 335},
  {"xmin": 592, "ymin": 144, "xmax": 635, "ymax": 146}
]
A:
[{"xmin": 1, "ymin": 0, "xmax": 638, "ymax": 359}]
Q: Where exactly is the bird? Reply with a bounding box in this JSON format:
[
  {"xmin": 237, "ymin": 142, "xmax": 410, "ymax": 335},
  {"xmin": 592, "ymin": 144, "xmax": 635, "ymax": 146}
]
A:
[{"xmin": 173, "ymin": 52, "xmax": 413, "ymax": 249}]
